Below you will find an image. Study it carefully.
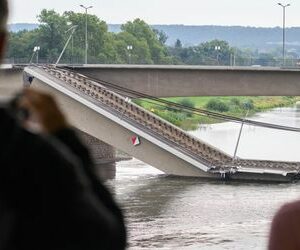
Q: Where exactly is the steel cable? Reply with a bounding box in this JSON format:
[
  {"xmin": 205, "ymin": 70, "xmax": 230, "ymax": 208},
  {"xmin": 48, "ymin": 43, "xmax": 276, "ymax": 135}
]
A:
[{"xmin": 60, "ymin": 66, "xmax": 300, "ymax": 133}]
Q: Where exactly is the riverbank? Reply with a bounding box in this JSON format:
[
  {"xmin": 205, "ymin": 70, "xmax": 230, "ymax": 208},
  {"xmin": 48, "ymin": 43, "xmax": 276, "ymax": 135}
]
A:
[{"xmin": 134, "ymin": 96, "xmax": 300, "ymax": 130}]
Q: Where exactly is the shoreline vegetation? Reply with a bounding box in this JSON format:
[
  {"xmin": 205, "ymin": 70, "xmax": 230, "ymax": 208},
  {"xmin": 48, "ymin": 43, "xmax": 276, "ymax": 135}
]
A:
[{"xmin": 134, "ymin": 96, "xmax": 300, "ymax": 131}]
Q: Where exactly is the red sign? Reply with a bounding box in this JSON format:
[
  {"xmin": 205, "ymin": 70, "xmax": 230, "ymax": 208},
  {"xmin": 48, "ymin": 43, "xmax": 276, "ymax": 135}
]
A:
[{"xmin": 131, "ymin": 136, "xmax": 140, "ymax": 146}]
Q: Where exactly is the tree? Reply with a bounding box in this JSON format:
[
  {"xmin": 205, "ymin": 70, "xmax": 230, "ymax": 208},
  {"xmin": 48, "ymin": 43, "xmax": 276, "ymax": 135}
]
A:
[
  {"xmin": 175, "ymin": 39, "xmax": 182, "ymax": 49},
  {"xmin": 6, "ymin": 11, "xmax": 175, "ymax": 64},
  {"xmin": 6, "ymin": 30, "xmax": 39, "ymax": 62},
  {"xmin": 167, "ymin": 39, "xmax": 238, "ymax": 66},
  {"xmin": 114, "ymin": 31, "xmax": 152, "ymax": 64},
  {"xmin": 37, "ymin": 9, "xmax": 69, "ymax": 62},
  {"xmin": 198, "ymin": 39, "xmax": 234, "ymax": 65},
  {"xmin": 255, "ymin": 53, "xmax": 275, "ymax": 66},
  {"xmin": 154, "ymin": 29, "xmax": 168, "ymax": 45},
  {"xmin": 64, "ymin": 11, "xmax": 108, "ymax": 63},
  {"xmin": 121, "ymin": 19, "xmax": 172, "ymax": 64}
]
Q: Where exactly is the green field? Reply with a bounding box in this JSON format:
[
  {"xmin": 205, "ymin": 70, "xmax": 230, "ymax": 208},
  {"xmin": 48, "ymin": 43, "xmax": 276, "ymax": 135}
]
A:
[{"xmin": 134, "ymin": 96, "xmax": 300, "ymax": 131}]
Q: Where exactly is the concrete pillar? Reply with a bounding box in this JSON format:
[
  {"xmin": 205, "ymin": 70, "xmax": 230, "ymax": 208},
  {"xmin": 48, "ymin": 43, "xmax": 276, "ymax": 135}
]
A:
[{"xmin": 76, "ymin": 129, "xmax": 117, "ymax": 180}]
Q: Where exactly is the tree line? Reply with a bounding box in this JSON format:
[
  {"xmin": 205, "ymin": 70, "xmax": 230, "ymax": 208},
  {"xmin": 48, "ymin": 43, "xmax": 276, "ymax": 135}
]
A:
[
  {"xmin": 6, "ymin": 10, "xmax": 172, "ymax": 64},
  {"xmin": 5, "ymin": 9, "xmax": 296, "ymax": 66}
]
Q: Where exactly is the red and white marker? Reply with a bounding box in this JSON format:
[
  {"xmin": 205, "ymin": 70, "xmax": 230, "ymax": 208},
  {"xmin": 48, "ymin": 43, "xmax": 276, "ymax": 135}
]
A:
[{"xmin": 131, "ymin": 136, "xmax": 140, "ymax": 146}]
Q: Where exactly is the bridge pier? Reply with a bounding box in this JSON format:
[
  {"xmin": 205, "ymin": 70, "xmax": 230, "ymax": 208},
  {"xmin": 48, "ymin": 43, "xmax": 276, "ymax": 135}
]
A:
[{"xmin": 77, "ymin": 130, "xmax": 117, "ymax": 180}]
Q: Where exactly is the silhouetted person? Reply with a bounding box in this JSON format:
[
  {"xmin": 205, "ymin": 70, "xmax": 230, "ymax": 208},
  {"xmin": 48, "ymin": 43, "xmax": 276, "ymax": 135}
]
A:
[
  {"xmin": 0, "ymin": 1, "xmax": 126, "ymax": 249},
  {"xmin": 268, "ymin": 200, "xmax": 300, "ymax": 250}
]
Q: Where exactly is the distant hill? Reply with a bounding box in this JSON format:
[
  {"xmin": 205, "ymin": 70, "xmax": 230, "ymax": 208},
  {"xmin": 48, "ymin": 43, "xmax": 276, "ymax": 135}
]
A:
[
  {"xmin": 8, "ymin": 23, "xmax": 39, "ymax": 32},
  {"xmin": 8, "ymin": 23, "xmax": 300, "ymax": 52},
  {"xmin": 109, "ymin": 24, "xmax": 300, "ymax": 52}
]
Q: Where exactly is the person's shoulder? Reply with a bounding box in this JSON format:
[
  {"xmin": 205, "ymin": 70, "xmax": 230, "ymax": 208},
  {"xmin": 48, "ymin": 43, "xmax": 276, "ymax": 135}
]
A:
[
  {"xmin": 275, "ymin": 200, "xmax": 300, "ymax": 219},
  {"xmin": 0, "ymin": 106, "xmax": 70, "ymax": 165},
  {"xmin": 280, "ymin": 200, "xmax": 300, "ymax": 212}
]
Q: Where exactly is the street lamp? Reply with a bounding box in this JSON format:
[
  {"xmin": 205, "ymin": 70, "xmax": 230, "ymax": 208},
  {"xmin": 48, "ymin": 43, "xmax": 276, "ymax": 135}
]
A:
[
  {"xmin": 278, "ymin": 3, "xmax": 290, "ymax": 66},
  {"xmin": 80, "ymin": 4, "xmax": 93, "ymax": 64},
  {"xmin": 34, "ymin": 46, "xmax": 40, "ymax": 64},
  {"xmin": 29, "ymin": 46, "xmax": 40, "ymax": 64},
  {"xmin": 215, "ymin": 45, "xmax": 221, "ymax": 65},
  {"xmin": 127, "ymin": 45, "xmax": 133, "ymax": 64}
]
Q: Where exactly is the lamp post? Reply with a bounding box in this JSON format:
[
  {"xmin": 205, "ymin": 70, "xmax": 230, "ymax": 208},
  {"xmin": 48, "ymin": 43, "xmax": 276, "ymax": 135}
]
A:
[
  {"xmin": 127, "ymin": 45, "xmax": 133, "ymax": 64},
  {"xmin": 278, "ymin": 3, "xmax": 290, "ymax": 66},
  {"xmin": 30, "ymin": 46, "xmax": 40, "ymax": 64},
  {"xmin": 80, "ymin": 4, "xmax": 93, "ymax": 64},
  {"xmin": 215, "ymin": 45, "xmax": 221, "ymax": 65},
  {"xmin": 35, "ymin": 46, "xmax": 40, "ymax": 64}
]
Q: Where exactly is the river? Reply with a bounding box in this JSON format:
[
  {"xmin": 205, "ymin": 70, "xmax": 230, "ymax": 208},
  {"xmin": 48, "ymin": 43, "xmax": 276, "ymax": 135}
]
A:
[{"xmin": 106, "ymin": 106, "xmax": 300, "ymax": 250}]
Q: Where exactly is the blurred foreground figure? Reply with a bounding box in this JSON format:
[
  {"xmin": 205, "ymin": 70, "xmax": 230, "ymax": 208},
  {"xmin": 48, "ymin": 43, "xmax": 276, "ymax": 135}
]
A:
[
  {"xmin": 0, "ymin": 0, "xmax": 126, "ymax": 249},
  {"xmin": 268, "ymin": 201, "xmax": 300, "ymax": 250}
]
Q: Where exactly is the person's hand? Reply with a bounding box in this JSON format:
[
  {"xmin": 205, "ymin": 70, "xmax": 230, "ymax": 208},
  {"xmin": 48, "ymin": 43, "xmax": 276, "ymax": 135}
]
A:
[{"xmin": 19, "ymin": 88, "xmax": 69, "ymax": 134}]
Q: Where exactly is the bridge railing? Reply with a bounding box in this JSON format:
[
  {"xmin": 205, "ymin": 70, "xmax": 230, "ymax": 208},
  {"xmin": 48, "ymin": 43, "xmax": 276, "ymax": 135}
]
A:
[{"xmin": 7, "ymin": 57, "xmax": 300, "ymax": 68}]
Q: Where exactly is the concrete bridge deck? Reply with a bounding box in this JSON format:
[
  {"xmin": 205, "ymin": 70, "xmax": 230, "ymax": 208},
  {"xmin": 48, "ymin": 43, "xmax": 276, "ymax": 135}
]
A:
[
  {"xmin": 68, "ymin": 64, "xmax": 300, "ymax": 97},
  {"xmin": 24, "ymin": 65, "xmax": 300, "ymax": 182},
  {"xmin": 6, "ymin": 64, "xmax": 300, "ymax": 96}
]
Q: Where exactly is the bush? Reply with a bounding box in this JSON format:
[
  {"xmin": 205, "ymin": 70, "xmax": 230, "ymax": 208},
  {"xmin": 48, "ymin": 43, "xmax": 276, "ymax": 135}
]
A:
[
  {"xmin": 242, "ymin": 99, "xmax": 254, "ymax": 110},
  {"xmin": 157, "ymin": 110, "xmax": 187, "ymax": 126},
  {"xmin": 177, "ymin": 98, "xmax": 195, "ymax": 117},
  {"xmin": 230, "ymin": 97, "xmax": 241, "ymax": 106},
  {"xmin": 205, "ymin": 99, "xmax": 230, "ymax": 112},
  {"xmin": 178, "ymin": 98, "xmax": 195, "ymax": 108}
]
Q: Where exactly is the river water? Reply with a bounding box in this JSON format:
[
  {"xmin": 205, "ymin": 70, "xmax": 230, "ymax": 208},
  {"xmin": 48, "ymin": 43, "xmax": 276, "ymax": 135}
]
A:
[{"xmin": 106, "ymin": 106, "xmax": 300, "ymax": 250}]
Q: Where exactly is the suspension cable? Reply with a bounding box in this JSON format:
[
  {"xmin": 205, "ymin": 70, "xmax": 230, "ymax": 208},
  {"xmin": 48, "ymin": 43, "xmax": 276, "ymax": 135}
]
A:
[{"xmin": 60, "ymin": 66, "xmax": 300, "ymax": 133}]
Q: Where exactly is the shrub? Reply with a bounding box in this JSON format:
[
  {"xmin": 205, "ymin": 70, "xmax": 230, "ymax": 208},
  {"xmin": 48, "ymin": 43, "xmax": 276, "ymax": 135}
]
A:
[
  {"xmin": 178, "ymin": 98, "xmax": 195, "ymax": 108},
  {"xmin": 205, "ymin": 99, "xmax": 230, "ymax": 112},
  {"xmin": 177, "ymin": 98, "xmax": 195, "ymax": 117},
  {"xmin": 157, "ymin": 110, "xmax": 187, "ymax": 126},
  {"xmin": 230, "ymin": 97, "xmax": 241, "ymax": 107},
  {"xmin": 242, "ymin": 99, "xmax": 254, "ymax": 110}
]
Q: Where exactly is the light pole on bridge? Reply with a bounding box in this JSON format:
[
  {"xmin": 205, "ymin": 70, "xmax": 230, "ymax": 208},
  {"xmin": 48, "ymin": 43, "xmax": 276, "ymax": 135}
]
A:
[
  {"xmin": 277, "ymin": 3, "xmax": 290, "ymax": 67},
  {"xmin": 80, "ymin": 4, "xmax": 93, "ymax": 64},
  {"xmin": 29, "ymin": 46, "xmax": 40, "ymax": 64},
  {"xmin": 127, "ymin": 45, "xmax": 133, "ymax": 64},
  {"xmin": 215, "ymin": 46, "xmax": 221, "ymax": 65}
]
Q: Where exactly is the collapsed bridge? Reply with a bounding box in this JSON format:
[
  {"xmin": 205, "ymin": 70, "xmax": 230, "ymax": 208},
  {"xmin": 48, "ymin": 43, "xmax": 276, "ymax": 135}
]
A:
[{"xmin": 24, "ymin": 65, "xmax": 300, "ymax": 182}]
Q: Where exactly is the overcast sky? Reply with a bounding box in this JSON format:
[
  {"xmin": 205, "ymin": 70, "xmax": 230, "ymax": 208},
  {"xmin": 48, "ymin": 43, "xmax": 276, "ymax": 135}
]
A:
[{"xmin": 8, "ymin": 0, "xmax": 300, "ymax": 27}]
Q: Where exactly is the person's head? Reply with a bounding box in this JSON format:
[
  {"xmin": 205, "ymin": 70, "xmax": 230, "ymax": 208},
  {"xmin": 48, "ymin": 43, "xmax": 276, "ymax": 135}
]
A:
[{"xmin": 0, "ymin": 0, "xmax": 8, "ymax": 60}]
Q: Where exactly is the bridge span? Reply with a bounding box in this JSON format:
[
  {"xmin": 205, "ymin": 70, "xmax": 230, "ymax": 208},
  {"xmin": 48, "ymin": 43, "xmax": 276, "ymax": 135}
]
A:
[
  {"xmin": 69, "ymin": 64, "xmax": 300, "ymax": 97},
  {"xmin": 23, "ymin": 65, "xmax": 300, "ymax": 182}
]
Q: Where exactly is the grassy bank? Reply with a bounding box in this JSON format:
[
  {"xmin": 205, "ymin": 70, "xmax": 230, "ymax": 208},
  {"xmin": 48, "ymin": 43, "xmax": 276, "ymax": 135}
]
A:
[{"xmin": 134, "ymin": 96, "xmax": 300, "ymax": 131}]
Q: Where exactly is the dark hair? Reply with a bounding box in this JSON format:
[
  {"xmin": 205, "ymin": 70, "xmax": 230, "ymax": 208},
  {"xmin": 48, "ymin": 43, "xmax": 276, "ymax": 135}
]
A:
[{"xmin": 0, "ymin": 0, "xmax": 8, "ymax": 31}]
